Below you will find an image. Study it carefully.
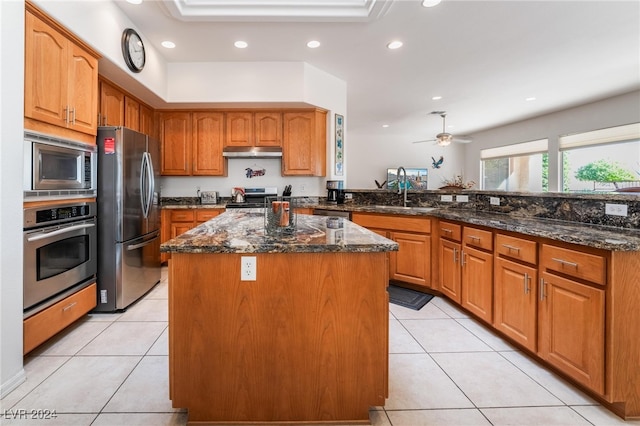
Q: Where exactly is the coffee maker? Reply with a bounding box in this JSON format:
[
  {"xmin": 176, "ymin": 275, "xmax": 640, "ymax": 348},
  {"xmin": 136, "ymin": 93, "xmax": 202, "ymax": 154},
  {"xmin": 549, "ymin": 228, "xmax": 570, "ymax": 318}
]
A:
[{"xmin": 326, "ymin": 180, "xmax": 345, "ymax": 204}]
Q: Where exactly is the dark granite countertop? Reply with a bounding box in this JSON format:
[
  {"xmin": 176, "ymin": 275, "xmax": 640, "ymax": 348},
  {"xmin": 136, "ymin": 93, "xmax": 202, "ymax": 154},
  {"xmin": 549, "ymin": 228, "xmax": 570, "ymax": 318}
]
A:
[
  {"xmin": 160, "ymin": 200, "xmax": 640, "ymax": 251},
  {"xmin": 160, "ymin": 209, "xmax": 399, "ymax": 254}
]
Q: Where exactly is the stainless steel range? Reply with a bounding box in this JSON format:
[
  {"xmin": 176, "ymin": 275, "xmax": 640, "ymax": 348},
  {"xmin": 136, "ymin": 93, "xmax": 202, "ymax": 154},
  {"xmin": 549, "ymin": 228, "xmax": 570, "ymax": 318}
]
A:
[{"xmin": 225, "ymin": 187, "xmax": 278, "ymax": 208}]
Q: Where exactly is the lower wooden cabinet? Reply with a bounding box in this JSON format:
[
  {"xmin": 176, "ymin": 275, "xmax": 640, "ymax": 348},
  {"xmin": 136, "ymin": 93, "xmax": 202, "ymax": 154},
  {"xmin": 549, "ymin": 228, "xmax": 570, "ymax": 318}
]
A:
[
  {"xmin": 461, "ymin": 245, "xmax": 493, "ymax": 324},
  {"xmin": 439, "ymin": 238, "xmax": 461, "ymax": 303},
  {"xmin": 161, "ymin": 208, "xmax": 223, "ymax": 262},
  {"xmin": 494, "ymin": 257, "xmax": 537, "ymax": 351},
  {"xmin": 538, "ymin": 270, "xmax": 605, "ymax": 394},
  {"xmin": 23, "ymin": 282, "xmax": 97, "ymax": 354},
  {"xmin": 352, "ymin": 213, "xmax": 432, "ymax": 289}
]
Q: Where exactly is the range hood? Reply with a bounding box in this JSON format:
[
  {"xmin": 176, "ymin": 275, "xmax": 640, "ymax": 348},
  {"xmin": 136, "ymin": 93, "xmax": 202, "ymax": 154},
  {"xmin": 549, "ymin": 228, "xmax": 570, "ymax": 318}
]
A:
[{"xmin": 222, "ymin": 146, "xmax": 282, "ymax": 158}]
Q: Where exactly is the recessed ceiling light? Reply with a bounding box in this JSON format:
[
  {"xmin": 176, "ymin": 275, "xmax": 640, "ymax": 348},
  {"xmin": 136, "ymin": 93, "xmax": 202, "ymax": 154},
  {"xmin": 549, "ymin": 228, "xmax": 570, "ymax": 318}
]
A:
[
  {"xmin": 126, "ymin": 0, "xmax": 142, "ymax": 4},
  {"xmin": 234, "ymin": 41, "xmax": 248, "ymax": 49},
  {"xmin": 161, "ymin": 41, "xmax": 175, "ymax": 49},
  {"xmin": 387, "ymin": 41, "xmax": 403, "ymax": 50},
  {"xmin": 307, "ymin": 40, "xmax": 321, "ymax": 48},
  {"xmin": 422, "ymin": 0, "xmax": 442, "ymax": 7},
  {"xmin": 432, "ymin": 96, "xmax": 442, "ymax": 100},
  {"xmin": 526, "ymin": 97, "xmax": 537, "ymax": 101},
  {"xmin": 382, "ymin": 124, "xmax": 389, "ymax": 128}
]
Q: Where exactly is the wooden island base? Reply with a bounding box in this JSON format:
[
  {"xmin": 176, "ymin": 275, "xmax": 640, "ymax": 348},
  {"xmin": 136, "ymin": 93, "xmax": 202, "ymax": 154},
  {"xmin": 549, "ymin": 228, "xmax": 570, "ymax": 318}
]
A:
[{"xmin": 169, "ymin": 251, "xmax": 390, "ymax": 425}]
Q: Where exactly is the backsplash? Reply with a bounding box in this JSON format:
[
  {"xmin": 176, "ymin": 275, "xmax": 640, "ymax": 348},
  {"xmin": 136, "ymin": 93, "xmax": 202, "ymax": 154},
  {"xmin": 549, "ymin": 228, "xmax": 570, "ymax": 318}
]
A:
[{"xmin": 345, "ymin": 189, "xmax": 640, "ymax": 229}]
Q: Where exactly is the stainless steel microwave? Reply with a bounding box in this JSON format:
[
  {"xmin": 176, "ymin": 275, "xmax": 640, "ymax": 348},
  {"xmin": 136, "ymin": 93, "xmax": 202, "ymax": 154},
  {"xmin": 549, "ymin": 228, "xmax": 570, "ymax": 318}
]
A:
[{"xmin": 24, "ymin": 132, "xmax": 96, "ymax": 198}]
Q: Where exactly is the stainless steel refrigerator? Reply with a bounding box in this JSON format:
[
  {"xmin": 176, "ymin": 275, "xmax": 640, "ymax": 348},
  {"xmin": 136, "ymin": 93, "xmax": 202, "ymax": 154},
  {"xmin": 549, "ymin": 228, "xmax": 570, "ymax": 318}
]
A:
[{"xmin": 95, "ymin": 127, "xmax": 161, "ymax": 312}]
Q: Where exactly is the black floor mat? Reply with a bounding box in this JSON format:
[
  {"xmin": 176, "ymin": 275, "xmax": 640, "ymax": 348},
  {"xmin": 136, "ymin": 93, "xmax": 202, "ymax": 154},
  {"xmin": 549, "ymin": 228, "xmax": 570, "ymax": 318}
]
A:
[{"xmin": 388, "ymin": 284, "xmax": 434, "ymax": 310}]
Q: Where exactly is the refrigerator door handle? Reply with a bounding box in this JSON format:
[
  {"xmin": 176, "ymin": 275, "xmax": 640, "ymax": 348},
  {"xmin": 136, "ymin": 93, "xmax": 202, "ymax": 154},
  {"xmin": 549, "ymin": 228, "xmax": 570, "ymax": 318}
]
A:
[
  {"xmin": 145, "ymin": 151, "xmax": 155, "ymax": 215},
  {"xmin": 126, "ymin": 231, "xmax": 159, "ymax": 251},
  {"xmin": 140, "ymin": 153, "xmax": 150, "ymax": 218}
]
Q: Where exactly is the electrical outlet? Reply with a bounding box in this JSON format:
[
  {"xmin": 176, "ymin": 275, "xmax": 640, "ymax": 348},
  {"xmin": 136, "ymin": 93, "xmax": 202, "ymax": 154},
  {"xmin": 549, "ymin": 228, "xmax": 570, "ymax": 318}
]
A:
[
  {"xmin": 456, "ymin": 195, "xmax": 469, "ymax": 203},
  {"xmin": 344, "ymin": 193, "xmax": 353, "ymax": 200},
  {"xmin": 300, "ymin": 184, "xmax": 306, "ymax": 192},
  {"xmin": 490, "ymin": 197, "xmax": 500, "ymax": 206},
  {"xmin": 605, "ymin": 203, "xmax": 628, "ymax": 217},
  {"xmin": 441, "ymin": 194, "xmax": 453, "ymax": 202},
  {"xmin": 241, "ymin": 256, "xmax": 257, "ymax": 281}
]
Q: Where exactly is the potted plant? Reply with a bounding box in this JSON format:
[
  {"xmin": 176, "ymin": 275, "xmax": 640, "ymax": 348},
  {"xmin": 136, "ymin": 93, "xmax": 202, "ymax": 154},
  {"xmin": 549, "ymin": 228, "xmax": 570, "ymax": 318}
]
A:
[{"xmin": 439, "ymin": 175, "xmax": 475, "ymax": 190}]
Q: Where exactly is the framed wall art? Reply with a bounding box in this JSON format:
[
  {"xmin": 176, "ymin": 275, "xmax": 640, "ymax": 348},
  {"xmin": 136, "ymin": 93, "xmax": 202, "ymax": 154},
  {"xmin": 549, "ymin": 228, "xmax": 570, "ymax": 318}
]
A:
[{"xmin": 335, "ymin": 114, "xmax": 344, "ymax": 176}]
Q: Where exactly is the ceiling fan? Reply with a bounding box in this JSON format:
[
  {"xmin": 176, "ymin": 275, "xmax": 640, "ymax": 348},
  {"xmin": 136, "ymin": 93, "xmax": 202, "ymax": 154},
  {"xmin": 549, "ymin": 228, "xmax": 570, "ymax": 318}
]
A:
[{"xmin": 412, "ymin": 111, "xmax": 472, "ymax": 147}]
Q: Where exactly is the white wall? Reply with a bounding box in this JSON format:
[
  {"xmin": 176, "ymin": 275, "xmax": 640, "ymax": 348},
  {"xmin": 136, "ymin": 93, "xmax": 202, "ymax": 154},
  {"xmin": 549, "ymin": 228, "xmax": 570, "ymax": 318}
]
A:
[
  {"xmin": 465, "ymin": 90, "xmax": 640, "ymax": 191},
  {"xmin": 346, "ymin": 131, "xmax": 467, "ymax": 190},
  {"xmin": 0, "ymin": 0, "xmax": 27, "ymax": 397}
]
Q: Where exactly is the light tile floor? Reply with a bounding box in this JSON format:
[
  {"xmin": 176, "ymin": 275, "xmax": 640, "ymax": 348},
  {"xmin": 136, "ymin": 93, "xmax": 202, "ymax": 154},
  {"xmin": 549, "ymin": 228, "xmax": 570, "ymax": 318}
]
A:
[{"xmin": 2, "ymin": 267, "xmax": 639, "ymax": 426}]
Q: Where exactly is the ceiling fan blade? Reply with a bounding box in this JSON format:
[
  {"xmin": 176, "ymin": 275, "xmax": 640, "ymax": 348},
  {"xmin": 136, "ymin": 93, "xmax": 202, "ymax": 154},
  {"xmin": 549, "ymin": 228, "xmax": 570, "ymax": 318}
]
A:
[
  {"xmin": 411, "ymin": 139, "xmax": 436, "ymax": 144},
  {"xmin": 453, "ymin": 136, "xmax": 473, "ymax": 144}
]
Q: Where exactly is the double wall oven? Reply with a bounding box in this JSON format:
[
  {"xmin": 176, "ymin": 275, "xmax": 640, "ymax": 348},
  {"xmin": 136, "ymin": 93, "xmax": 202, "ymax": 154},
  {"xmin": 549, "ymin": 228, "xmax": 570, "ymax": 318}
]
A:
[{"xmin": 23, "ymin": 130, "xmax": 98, "ymax": 318}]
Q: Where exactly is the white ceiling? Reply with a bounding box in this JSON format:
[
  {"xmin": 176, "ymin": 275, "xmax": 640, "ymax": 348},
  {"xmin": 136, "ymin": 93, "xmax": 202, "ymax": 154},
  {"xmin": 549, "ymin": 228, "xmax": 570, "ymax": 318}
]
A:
[{"xmin": 114, "ymin": 0, "xmax": 640, "ymax": 140}]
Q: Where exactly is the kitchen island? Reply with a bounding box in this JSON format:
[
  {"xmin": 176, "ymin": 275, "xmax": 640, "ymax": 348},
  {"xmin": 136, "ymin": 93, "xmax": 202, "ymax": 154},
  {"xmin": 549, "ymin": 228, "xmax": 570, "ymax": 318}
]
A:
[{"xmin": 161, "ymin": 210, "xmax": 398, "ymax": 425}]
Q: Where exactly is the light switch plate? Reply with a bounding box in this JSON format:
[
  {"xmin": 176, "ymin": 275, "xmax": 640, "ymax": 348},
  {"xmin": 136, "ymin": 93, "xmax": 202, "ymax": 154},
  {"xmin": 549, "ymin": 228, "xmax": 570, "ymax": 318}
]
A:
[
  {"xmin": 441, "ymin": 194, "xmax": 454, "ymax": 202},
  {"xmin": 490, "ymin": 197, "xmax": 500, "ymax": 206},
  {"xmin": 605, "ymin": 203, "xmax": 628, "ymax": 217}
]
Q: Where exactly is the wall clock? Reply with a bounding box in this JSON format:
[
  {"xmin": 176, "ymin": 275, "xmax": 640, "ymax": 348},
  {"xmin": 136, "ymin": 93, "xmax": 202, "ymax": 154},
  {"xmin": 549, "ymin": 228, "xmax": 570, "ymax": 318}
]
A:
[{"xmin": 121, "ymin": 28, "xmax": 145, "ymax": 73}]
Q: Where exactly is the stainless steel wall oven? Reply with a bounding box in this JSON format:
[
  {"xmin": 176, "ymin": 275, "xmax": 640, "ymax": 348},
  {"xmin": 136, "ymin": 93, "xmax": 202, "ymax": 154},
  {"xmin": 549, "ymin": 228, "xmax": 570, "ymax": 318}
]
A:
[{"xmin": 23, "ymin": 201, "xmax": 97, "ymax": 317}]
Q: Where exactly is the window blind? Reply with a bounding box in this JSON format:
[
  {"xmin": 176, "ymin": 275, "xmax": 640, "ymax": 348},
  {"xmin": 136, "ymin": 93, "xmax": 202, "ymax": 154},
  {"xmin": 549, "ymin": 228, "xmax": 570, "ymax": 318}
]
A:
[
  {"xmin": 559, "ymin": 123, "xmax": 640, "ymax": 150},
  {"xmin": 480, "ymin": 139, "xmax": 548, "ymax": 160}
]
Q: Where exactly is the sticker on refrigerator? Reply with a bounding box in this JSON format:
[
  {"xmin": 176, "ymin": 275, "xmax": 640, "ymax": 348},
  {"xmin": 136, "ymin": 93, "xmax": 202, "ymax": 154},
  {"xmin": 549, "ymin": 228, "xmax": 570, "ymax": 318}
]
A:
[{"xmin": 104, "ymin": 138, "xmax": 115, "ymax": 154}]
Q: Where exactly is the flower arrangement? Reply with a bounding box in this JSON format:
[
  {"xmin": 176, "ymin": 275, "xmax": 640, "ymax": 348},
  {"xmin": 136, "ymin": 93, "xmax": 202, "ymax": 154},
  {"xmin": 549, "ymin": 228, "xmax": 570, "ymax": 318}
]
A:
[{"xmin": 440, "ymin": 175, "xmax": 475, "ymax": 190}]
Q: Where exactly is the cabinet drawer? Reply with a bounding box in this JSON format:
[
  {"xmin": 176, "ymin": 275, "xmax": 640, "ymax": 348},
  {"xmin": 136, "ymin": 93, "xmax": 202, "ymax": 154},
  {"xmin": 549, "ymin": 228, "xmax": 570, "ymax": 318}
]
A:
[
  {"xmin": 170, "ymin": 210, "xmax": 195, "ymax": 222},
  {"xmin": 352, "ymin": 213, "xmax": 431, "ymax": 234},
  {"xmin": 439, "ymin": 221, "xmax": 461, "ymax": 242},
  {"xmin": 24, "ymin": 283, "xmax": 97, "ymax": 354},
  {"xmin": 196, "ymin": 209, "xmax": 220, "ymax": 223},
  {"xmin": 463, "ymin": 227, "xmax": 493, "ymax": 251},
  {"xmin": 541, "ymin": 244, "xmax": 606, "ymax": 285},
  {"xmin": 496, "ymin": 233, "xmax": 537, "ymax": 264}
]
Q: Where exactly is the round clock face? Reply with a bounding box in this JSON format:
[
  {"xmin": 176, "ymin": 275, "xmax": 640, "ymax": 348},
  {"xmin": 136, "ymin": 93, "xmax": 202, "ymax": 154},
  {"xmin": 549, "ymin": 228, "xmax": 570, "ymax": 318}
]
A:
[{"xmin": 122, "ymin": 28, "xmax": 145, "ymax": 73}]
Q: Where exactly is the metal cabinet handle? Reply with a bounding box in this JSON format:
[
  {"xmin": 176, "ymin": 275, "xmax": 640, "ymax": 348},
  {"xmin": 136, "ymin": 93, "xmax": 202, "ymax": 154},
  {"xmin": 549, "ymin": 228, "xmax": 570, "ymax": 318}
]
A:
[
  {"xmin": 551, "ymin": 257, "xmax": 578, "ymax": 268},
  {"xmin": 442, "ymin": 228, "xmax": 452, "ymax": 234},
  {"xmin": 502, "ymin": 244, "xmax": 521, "ymax": 252},
  {"xmin": 64, "ymin": 106, "xmax": 70, "ymax": 124},
  {"xmin": 539, "ymin": 278, "xmax": 546, "ymax": 301},
  {"xmin": 71, "ymin": 107, "xmax": 76, "ymax": 125},
  {"xmin": 62, "ymin": 301, "xmax": 77, "ymax": 312},
  {"xmin": 461, "ymin": 251, "xmax": 466, "ymax": 267},
  {"xmin": 524, "ymin": 273, "xmax": 530, "ymax": 294},
  {"xmin": 453, "ymin": 247, "xmax": 458, "ymax": 263},
  {"xmin": 468, "ymin": 235, "xmax": 481, "ymax": 241}
]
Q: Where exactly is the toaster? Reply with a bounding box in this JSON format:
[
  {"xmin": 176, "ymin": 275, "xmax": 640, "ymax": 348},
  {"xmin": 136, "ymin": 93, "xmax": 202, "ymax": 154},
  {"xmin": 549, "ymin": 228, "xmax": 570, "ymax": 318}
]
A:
[{"xmin": 199, "ymin": 191, "xmax": 219, "ymax": 205}]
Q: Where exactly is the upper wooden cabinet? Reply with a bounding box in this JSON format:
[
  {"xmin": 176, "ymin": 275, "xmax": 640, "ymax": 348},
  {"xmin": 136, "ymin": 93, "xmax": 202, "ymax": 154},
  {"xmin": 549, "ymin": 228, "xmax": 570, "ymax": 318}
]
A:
[
  {"xmin": 124, "ymin": 97, "xmax": 140, "ymax": 131},
  {"xmin": 24, "ymin": 7, "xmax": 99, "ymax": 140},
  {"xmin": 139, "ymin": 104, "xmax": 155, "ymax": 138},
  {"xmin": 282, "ymin": 109, "xmax": 327, "ymax": 176},
  {"xmin": 160, "ymin": 111, "xmax": 226, "ymax": 176},
  {"xmin": 225, "ymin": 111, "xmax": 282, "ymax": 147},
  {"xmin": 99, "ymin": 80, "xmax": 125, "ymax": 127}
]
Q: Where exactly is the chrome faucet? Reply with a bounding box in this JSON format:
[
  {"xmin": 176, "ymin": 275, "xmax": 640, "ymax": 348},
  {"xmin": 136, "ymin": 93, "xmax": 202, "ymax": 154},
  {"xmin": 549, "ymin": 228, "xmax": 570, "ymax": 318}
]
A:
[{"xmin": 397, "ymin": 166, "xmax": 408, "ymax": 207}]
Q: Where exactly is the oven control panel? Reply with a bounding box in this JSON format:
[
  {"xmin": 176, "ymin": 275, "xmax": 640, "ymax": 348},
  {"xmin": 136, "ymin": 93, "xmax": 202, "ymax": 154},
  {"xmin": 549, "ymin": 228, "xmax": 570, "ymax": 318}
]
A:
[{"xmin": 24, "ymin": 202, "xmax": 96, "ymax": 229}]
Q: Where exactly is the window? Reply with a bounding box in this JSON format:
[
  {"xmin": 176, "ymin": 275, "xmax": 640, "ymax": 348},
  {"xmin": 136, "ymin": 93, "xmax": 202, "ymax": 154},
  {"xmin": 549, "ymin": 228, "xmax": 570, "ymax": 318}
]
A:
[
  {"xmin": 481, "ymin": 139, "xmax": 548, "ymax": 191},
  {"xmin": 560, "ymin": 123, "xmax": 640, "ymax": 192}
]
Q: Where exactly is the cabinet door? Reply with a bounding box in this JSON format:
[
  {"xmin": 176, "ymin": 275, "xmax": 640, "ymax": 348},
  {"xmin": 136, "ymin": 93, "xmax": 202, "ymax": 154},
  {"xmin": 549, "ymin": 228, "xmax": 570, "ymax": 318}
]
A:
[
  {"xmin": 539, "ymin": 271, "xmax": 605, "ymax": 394},
  {"xmin": 196, "ymin": 209, "xmax": 222, "ymax": 224},
  {"xmin": 390, "ymin": 231, "xmax": 431, "ymax": 288},
  {"xmin": 67, "ymin": 43, "xmax": 98, "ymax": 135},
  {"xmin": 225, "ymin": 112, "xmax": 253, "ymax": 146},
  {"xmin": 461, "ymin": 246, "xmax": 494, "ymax": 324},
  {"xmin": 192, "ymin": 112, "xmax": 226, "ymax": 176},
  {"xmin": 439, "ymin": 239, "xmax": 461, "ymax": 303},
  {"xmin": 160, "ymin": 112, "xmax": 191, "ymax": 175},
  {"xmin": 24, "ymin": 11, "xmax": 68, "ymax": 127},
  {"xmin": 494, "ymin": 257, "xmax": 537, "ymax": 350},
  {"xmin": 99, "ymin": 81, "xmax": 125, "ymax": 127},
  {"xmin": 255, "ymin": 112, "xmax": 282, "ymax": 146},
  {"xmin": 282, "ymin": 111, "xmax": 326, "ymax": 176},
  {"xmin": 139, "ymin": 104, "xmax": 155, "ymax": 138},
  {"xmin": 171, "ymin": 222, "xmax": 194, "ymax": 238},
  {"xmin": 124, "ymin": 97, "xmax": 140, "ymax": 131}
]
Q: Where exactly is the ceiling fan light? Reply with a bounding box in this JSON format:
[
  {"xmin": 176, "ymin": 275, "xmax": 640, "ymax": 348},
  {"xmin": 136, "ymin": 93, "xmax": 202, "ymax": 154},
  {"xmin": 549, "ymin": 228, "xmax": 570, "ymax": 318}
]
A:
[{"xmin": 436, "ymin": 133, "xmax": 453, "ymax": 146}]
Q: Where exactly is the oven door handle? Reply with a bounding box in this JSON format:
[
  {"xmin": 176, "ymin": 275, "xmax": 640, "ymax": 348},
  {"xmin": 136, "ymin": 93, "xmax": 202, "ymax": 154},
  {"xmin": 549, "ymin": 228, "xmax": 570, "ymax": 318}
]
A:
[{"xmin": 26, "ymin": 223, "xmax": 95, "ymax": 242}]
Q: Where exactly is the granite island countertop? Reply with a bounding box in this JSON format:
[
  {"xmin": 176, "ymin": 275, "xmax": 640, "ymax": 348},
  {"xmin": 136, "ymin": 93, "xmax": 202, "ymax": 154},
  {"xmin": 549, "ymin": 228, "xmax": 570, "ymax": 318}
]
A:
[{"xmin": 160, "ymin": 209, "xmax": 399, "ymax": 254}]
